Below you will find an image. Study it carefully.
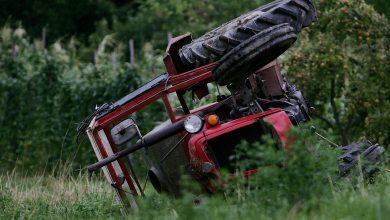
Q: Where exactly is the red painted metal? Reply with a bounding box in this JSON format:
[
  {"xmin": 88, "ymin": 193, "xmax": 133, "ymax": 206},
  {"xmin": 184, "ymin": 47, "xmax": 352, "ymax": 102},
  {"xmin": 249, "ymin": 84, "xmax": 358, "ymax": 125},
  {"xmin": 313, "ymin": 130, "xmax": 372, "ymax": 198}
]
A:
[
  {"xmin": 163, "ymin": 33, "xmax": 192, "ymax": 75},
  {"xmin": 103, "ymin": 127, "xmax": 139, "ymax": 195},
  {"xmin": 242, "ymin": 169, "xmax": 258, "ymax": 177},
  {"xmin": 95, "ymin": 84, "xmax": 165, "ymax": 129},
  {"xmin": 86, "ymin": 34, "xmax": 296, "ymax": 207},
  {"xmin": 94, "ymin": 64, "xmax": 214, "ymax": 129},
  {"xmin": 88, "ymin": 56, "xmax": 219, "ymax": 208},
  {"xmin": 263, "ymin": 111, "xmax": 293, "ymax": 148},
  {"xmin": 92, "ymin": 131, "xmax": 132, "ymax": 208},
  {"xmin": 162, "ymin": 94, "xmax": 177, "ymax": 122},
  {"xmin": 186, "ymin": 109, "xmax": 293, "ymax": 191}
]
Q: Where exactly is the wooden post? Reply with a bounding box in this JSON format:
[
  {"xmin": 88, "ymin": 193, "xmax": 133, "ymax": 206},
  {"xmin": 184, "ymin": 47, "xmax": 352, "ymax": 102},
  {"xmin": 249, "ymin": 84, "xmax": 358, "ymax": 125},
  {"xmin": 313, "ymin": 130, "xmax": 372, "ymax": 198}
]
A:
[
  {"xmin": 42, "ymin": 27, "xmax": 46, "ymax": 49},
  {"xmin": 94, "ymin": 51, "xmax": 98, "ymax": 64},
  {"xmin": 42, "ymin": 27, "xmax": 48, "ymax": 59},
  {"xmin": 112, "ymin": 52, "xmax": 117, "ymax": 72},
  {"xmin": 12, "ymin": 39, "xmax": 17, "ymax": 60},
  {"xmin": 129, "ymin": 39, "xmax": 135, "ymax": 65},
  {"xmin": 167, "ymin": 32, "xmax": 173, "ymax": 43}
]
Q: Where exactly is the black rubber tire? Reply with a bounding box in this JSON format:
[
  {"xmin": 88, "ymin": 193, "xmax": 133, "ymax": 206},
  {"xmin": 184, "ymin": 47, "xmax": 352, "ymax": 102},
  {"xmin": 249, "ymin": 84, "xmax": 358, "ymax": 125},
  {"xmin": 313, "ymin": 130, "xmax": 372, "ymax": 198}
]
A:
[
  {"xmin": 179, "ymin": 0, "xmax": 316, "ymax": 69},
  {"xmin": 339, "ymin": 141, "xmax": 386, "ymax": 178},
  {"xmin": 213, "ymin": 23, "xmax": 297, "ymax": 85}
]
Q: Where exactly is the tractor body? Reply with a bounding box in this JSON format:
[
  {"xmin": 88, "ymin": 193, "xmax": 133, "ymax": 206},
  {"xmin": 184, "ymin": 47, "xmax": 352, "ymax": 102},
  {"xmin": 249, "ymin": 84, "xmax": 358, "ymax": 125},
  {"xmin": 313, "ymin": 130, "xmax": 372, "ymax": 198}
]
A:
[
  {"xmin": 80, "ymin": 0, "xmax": 384, "ymax": 211},
  {"xmin": 83, "ymin": 34, "xmax": 309, "ymax": 208}
]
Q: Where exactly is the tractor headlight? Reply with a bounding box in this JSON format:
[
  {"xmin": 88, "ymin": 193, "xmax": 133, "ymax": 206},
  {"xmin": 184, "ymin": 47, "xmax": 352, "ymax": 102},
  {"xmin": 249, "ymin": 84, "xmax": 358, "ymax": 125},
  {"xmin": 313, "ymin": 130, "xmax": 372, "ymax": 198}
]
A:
[{"xmin": 184, "ymin": 115, "xmax": 203, "ymax": 134}]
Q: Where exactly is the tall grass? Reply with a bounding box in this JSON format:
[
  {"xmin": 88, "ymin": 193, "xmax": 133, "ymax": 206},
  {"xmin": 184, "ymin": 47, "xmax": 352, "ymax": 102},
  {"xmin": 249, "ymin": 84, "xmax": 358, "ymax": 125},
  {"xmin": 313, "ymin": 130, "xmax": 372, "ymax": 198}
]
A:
[
  {"xmin": 0, "ymin": 166, "xmax": 122, "ymax": 219},
  {"xmin": 2, "ymin": 171, "xmax": 389, "ymax": 219},
  {"xmin": 1, "ymin": 125, "xmax": 388, "ymax": 219},
  {"xmin": 0, "ymin": 25, "xmax": 169, "ymax": 171}
]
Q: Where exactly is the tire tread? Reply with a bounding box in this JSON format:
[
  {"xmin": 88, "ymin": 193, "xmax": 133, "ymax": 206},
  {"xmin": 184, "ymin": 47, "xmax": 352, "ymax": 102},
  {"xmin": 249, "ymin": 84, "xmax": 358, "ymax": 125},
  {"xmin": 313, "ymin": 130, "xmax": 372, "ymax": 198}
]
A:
[{"xmin": 179, "ymin": 0, "xmax": 316, "ymax": 69}]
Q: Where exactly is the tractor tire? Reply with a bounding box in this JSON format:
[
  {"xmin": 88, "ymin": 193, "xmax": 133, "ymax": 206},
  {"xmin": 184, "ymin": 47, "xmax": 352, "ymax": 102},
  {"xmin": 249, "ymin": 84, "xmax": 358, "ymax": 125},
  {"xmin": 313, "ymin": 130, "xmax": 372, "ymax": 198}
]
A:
[
  {"xmin": 339, "ymin": 141, "xmax": 386, "ymax": 178},
  {"xmin": 213, "ymin": 23, "xmax": 297, "ymax": 85},
  {"xmin": 178, "ymin": 0, "xmax": 316, "ymax": 69}
]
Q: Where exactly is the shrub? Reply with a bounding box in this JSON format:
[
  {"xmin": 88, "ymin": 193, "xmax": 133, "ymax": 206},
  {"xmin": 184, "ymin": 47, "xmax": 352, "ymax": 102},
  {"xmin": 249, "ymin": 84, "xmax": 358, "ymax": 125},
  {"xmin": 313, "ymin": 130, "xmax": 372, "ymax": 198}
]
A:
[
  {"xmin": 0, "ymin": 26, "xmax": 142, "ymax": 171},
  {"xmin": 282, "ymin": 0, "xmax": 390, "ymax": 146}
]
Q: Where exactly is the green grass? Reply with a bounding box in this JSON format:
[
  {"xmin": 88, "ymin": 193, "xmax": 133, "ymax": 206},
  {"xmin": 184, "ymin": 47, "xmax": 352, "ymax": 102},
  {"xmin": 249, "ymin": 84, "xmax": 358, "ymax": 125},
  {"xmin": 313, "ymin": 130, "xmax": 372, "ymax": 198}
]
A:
[
  {"xmin": 1, "ymin": 170, "xmax": 389, "ymax": 220},
  {"xmin": 1, "ymin": 128, "xmax": 389, "ymax": 220},
  {"xmin": 0, "ymin": 169, "xmax": 122, "ymax": 219}
]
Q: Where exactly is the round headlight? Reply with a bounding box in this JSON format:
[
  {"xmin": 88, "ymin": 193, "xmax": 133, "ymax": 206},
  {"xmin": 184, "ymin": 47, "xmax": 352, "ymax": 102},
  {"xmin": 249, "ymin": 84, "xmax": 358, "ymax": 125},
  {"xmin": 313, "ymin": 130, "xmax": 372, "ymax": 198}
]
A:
[{"xmin": 184, "ymin": 115, "xmax": 203, "ymax": 134}]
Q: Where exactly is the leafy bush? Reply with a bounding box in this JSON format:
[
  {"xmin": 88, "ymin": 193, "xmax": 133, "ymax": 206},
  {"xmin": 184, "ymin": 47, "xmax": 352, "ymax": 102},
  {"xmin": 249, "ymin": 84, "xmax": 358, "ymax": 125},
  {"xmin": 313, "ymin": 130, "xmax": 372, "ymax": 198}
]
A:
[
  {"xmin": 282, "ymin": 0, "xmax": 390, "ymax": 146},
  {"xmin": 0, "ymin": 26, "xmax": 142, "ymax": 171},
  {"xmin": 91, "ymin": 0, "xmax": 272, "ymax": 50},
  {"xmin": 0, "ymin": 126, "xmax": 388, "ymax": 219},
  {"xmin": 367, "ymin": 0, "xmax": 390, "ymax": 19},
  {"xmin": 224, "ymin": 124, "xmax": 340, "ymax": 213}
]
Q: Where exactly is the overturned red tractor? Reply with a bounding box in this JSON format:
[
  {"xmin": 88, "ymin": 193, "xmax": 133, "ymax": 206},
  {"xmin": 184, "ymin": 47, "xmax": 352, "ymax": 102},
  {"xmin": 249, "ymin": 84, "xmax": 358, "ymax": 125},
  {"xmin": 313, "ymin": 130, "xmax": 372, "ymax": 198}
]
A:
[{"xmin": 78, "ymin": 0, "xmax": 384, "ymax": 209}]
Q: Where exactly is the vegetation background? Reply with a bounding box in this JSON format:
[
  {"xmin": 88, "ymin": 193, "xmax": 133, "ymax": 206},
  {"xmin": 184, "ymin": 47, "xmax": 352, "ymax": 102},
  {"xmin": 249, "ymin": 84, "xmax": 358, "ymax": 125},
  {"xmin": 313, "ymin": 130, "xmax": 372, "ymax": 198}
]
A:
[{"xmin": 0, "ymin": 0, "xmax": 390, "ymax": 219}]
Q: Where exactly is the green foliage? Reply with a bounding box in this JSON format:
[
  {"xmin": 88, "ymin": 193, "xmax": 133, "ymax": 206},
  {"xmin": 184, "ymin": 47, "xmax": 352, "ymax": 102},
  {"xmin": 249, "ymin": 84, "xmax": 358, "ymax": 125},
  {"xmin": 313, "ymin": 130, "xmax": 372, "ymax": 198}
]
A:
[
  {"xmin": 0, "ymin": 169, "xmax": 122, "ymax": 219},
  {"xmin": 367, "ymin": 0, "xmax": 390, "ymax": 19},
  {"xmin": 0, "ymin": 26, "xmax": 143, "ymax": 171},
  {"xmin": 1, "ymin": 127, "xmax": 388, "ymax": 219},
  {"xmin": 93, "ymin": 0, "xmax": 272, "ymax": 50},
  {"xmin": 1, "ymin": 170, "xmax": 387, "ymax": 220},
  {"xmin": 224, "ymin": 124, "xmax": 340, "ymax": 212},
  {"xmin": 0, "ymin": 0, "xmax": 389, "ymax": 219},
  {"xmin": 0, "ymin": 0, "xmax": 138, "ymax": 43},
  {"xmin": 282, "ymin": 0, "xmax": 390, "ymax": 145},
  {"xmin": 0, "ymin": 0, "xmax": 388, "ymax": 174}
]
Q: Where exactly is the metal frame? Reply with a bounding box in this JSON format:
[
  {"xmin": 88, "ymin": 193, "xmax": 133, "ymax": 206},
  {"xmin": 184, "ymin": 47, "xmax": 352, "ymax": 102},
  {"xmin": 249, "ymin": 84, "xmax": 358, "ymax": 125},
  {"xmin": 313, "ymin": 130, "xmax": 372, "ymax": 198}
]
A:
[
  {"xmin": 85, "ymin": 34, "xmax": 294, "ymax": 209},
  {"xmin": 87, "ymin": 59, "xmax": 216, "ymax": 208}
]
